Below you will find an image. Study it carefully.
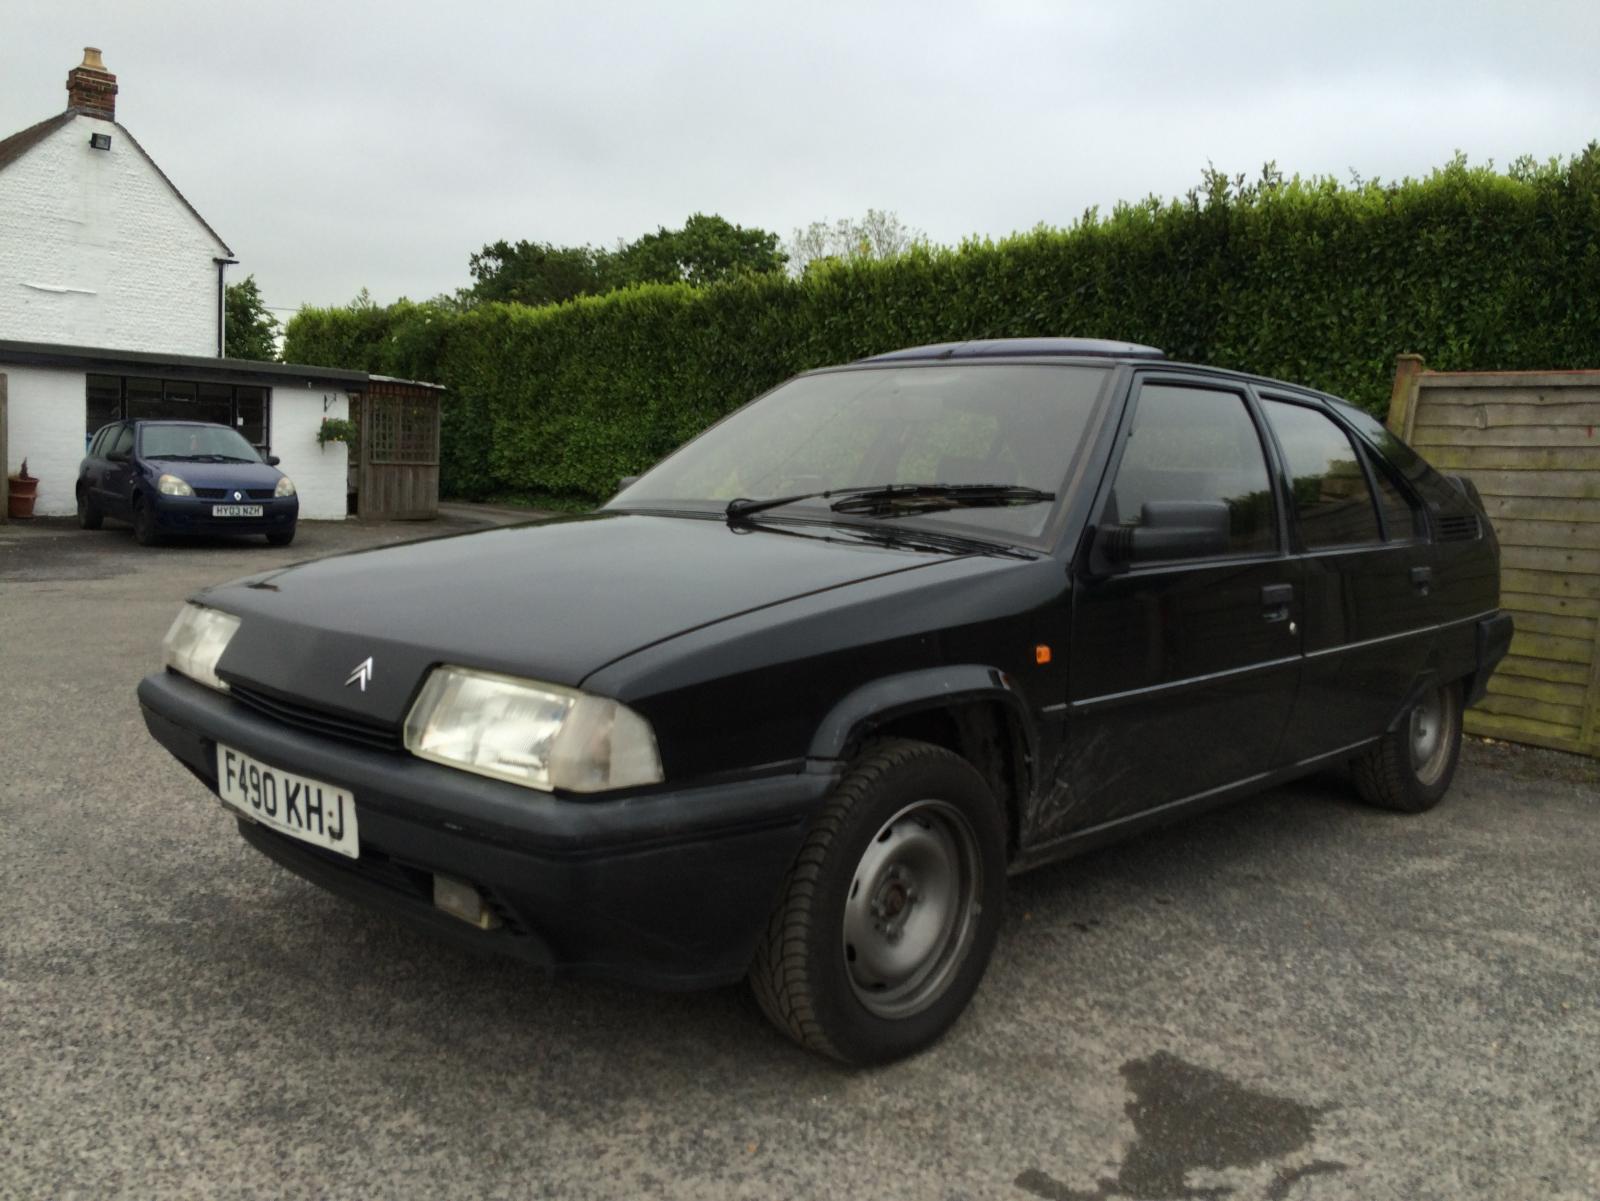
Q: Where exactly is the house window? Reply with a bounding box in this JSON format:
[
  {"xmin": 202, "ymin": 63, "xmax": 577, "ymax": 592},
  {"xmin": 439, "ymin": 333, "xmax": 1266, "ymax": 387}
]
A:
[
  {"xmin": 86, "ymin": 375, "xmax": 121, "ymax": 440},
  {"xmin": 84, "ymin": 376, "xmax": 273, "ymax": 452}
]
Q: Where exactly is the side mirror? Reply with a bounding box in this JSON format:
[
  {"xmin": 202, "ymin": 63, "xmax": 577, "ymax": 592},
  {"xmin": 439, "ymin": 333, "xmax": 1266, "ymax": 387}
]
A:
[
  {"xmin": 1094, "ymin": 501, "xmax": 1231, "ymax": 572},
  {"xmin": 265, "ymin": 455, "xmax": 281, "ymax": 467},
  {"xmin": 616, "ymin": 475, "xmax": 640, "ymax": 493}
]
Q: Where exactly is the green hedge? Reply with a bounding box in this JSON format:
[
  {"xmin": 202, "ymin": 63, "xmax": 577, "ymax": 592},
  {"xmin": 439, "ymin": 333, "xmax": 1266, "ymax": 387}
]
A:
[{"xmin": 285, "ymin": 150, "xmax": 1600, "ymax": 502}]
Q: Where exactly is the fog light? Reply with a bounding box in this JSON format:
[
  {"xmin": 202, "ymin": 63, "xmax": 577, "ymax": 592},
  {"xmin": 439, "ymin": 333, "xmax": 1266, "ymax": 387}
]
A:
[{"xmin": 433, "ymin": 874, "xmax": 501, "ymax": 930}]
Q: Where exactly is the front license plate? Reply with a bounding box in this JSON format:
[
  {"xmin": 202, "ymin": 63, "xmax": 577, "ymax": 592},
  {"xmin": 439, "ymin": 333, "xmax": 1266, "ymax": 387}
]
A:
[
  {"xmin": 212, "ymin": 504, "xmax": 264, "ymax": 517},
  {"xmin": 215, "ymin": 743, "xmax": 359, "ymax": 858}
]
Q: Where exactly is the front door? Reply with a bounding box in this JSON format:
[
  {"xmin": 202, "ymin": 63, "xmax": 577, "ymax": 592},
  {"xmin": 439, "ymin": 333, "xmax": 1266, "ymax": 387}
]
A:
[{"xmin": 1062, "ymin": 379, "xmax": 1301, "ymax": 835}]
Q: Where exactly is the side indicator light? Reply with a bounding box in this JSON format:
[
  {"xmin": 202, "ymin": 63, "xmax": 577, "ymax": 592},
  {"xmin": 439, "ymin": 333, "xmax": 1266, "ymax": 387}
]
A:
[{"xmin": 1035, "ymin": 644, "xmax": 1052, "ymax": 665}]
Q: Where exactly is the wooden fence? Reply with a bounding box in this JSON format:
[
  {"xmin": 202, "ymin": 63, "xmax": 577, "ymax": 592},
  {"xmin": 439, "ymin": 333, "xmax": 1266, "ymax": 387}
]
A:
[{"xmin": 1388, "ymin": 355, "xmax": 1600, "ymax": 757}]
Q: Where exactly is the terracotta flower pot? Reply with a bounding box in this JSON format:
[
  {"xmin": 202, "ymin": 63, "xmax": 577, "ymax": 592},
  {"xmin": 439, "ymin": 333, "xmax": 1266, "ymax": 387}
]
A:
[{"xmin": 8, "ymin": 471, "xmax": 38, "ymax": 519}]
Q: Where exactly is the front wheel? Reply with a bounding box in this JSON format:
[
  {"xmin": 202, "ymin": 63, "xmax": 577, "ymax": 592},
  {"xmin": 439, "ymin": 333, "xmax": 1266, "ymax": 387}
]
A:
[
  {"xmin": 749, "ymin": 739, "xmax": 1006, "ymax": 1065},
  {"xmin": 1352, "ymin": 680, "xmax": 1463, "ymax": 812},
  {"xmin": 132, "ymin": 498, "xmax": 161, "ymax": 546}
]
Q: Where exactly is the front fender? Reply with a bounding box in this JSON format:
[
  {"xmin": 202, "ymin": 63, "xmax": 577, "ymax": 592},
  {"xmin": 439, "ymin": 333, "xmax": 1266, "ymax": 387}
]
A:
[{"xmin": 808, "ymin": 664, "xmax": 1035, "ymax": 761}]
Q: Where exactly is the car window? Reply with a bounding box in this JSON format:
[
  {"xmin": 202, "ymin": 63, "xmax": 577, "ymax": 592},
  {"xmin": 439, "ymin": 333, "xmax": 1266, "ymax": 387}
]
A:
[
  {"xmin": 138, "ymin": 424, "xmax": 263, "ymax": 461},
  {"xmin": 110, "ymin": 425, "xmax": 134, "ymax": 457},
  {"xmin": 1103, "ymin": 383, "xmax": 1277, "ymax": 557},
  {"xmin": 1361, "ymin": 445, "xmax": 1425, "ymax": 540},
  {"xmin": 613, "ymin": 364, "xmax": 1109, "ymax": 543},
  {"xmin": 1261, "ymin": 399, "xmax": 1382, "ymax": 549},
  {"xmin": 88, "ymin": 427, "xmax": 109, "ymax": 457}
]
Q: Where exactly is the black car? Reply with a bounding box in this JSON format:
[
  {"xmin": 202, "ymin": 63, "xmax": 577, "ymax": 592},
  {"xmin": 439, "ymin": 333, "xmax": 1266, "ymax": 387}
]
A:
[
  {"xmin": 79, "ymin": 419, "xmax": 299, "ymax": 545},
  {"xmin": 138, "ymin": 338, "xmax": 1511, "ymax": 1064}
]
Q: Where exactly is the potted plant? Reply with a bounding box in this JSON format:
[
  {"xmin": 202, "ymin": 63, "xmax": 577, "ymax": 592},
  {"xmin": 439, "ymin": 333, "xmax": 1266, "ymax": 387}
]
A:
[{"xmin": 7, "ymin": 458, "xmax": 38, "ymax": 519}]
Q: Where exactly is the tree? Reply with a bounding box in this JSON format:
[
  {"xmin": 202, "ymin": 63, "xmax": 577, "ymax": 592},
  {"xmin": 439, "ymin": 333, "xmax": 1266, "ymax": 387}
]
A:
[
  {"xmin": 466, "ymin": 240, "xmax": 609, "ymax": 307},
  {"xmin": 224, "ymin": 274, "xmax": 280, "ymax": 360},
  {"xmin": 786, "ymin": 209, "xmax": 927, "ymax": 275},
  {"xmin": 462, "ymin": 214, "xmax": 787, "ymax": 307},
  {"xmin": 609, "ymin": 213, "xmax": 788, "ymax": 287}
]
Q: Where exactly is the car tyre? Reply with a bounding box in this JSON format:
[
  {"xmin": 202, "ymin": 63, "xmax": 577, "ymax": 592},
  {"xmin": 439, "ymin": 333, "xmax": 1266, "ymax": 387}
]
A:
[
  {"xmin": 266, "ymin": 528, "xmax": 296, "ymax": 547},
  {"xmin": 1352, "ymin": 680, "xmax": 1463, "ymax": 813},
  {"xmin": 749, "ymin": 738, "xmax": 1006, "ymax": 1065},
  {"xmin": 77, "ymin": 488, "xmax": 103, "ymax": 530},
  {"xmin": 132, "ymin": 497, "xmax": 161, "ymax": 546}
]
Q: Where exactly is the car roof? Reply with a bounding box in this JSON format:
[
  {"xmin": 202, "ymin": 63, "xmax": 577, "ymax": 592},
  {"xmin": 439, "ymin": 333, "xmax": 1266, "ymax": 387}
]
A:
[
  {"xmin": 131, "ymin": 419, "xmax": 231, "ymax": 427},
  {"xmin": 858, "ymin": 337, "xmax": 1166, "ymax": 363},
  {"xmin": 843, "ymin": 337, "xmax": 1345, "ymax": 406}
]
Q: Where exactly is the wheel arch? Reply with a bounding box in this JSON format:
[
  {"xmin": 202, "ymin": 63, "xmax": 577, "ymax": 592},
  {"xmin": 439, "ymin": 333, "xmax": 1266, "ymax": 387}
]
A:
[{"xmin": 809, "ymin": 666, "xmax": 1035, "ymax": 857}]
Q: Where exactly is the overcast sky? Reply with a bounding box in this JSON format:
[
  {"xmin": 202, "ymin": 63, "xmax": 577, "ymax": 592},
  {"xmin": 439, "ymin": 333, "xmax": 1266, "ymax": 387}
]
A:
[{"xmin": 6, "ymin": 1, "xmax": 1598, "ymax": 319}]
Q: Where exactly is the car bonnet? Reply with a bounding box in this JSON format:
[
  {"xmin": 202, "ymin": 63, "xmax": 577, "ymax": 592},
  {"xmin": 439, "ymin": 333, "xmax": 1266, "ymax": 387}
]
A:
[{"xmin": 200, "ymin": 511, "xmax": 971, "ymax": 727}]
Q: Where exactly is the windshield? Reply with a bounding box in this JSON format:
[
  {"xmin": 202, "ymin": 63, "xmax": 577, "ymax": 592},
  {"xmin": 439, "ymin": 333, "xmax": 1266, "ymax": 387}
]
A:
[
  {"xmin": 608, "ymin": 364, "xmax": 1109, "ymax": 543},
  {"xmin": 139, "ymin": 424, "xmax": 262, "ymax": 462}
]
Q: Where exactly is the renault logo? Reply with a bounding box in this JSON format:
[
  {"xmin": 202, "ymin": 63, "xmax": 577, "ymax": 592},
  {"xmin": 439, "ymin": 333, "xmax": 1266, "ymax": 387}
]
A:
[
  {"xmin": 345, "ymin": 656, "xmax": 374, "ymax": 692},
  {"xmin": 233, "ymin": 490, "xmax": 243, "ymax": 501}
]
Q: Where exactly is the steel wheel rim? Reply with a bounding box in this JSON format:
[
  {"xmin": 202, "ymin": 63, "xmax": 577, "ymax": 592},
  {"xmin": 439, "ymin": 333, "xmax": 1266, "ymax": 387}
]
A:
[
  {"xmin": 1409, "ymin": 685, "xmax": 1455, "ymax": 786},
  {"xmin": 842, "ymin": 799, "xmax": 982, "ymax": 1019}
]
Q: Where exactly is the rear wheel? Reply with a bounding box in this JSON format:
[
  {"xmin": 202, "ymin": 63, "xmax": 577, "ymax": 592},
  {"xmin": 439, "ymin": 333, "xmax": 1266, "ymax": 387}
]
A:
[
  {"xmin": 132, "ymin": 498, "xmax": 160, "ymax": 546},
  {"xmin": 749, "ymin": 739, "xmax": 1006, "ymax": 1065},
  {"xmin": 1352, "ymin": 681, "xmax": 1463, "ymax": 812},
  {"xmin": 266, "ymin": 527, "xmax": 296, "ymax": 547},
  {"xmin": 77, "ymin": 488, "xmax": 103, "ymax": 530}
]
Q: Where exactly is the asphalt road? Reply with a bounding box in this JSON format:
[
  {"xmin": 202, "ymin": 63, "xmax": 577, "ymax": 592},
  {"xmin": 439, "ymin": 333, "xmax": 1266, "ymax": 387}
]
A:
[{"xmin": 2, "ymin": 516, "xmax": 1596, "ymax": 1201}]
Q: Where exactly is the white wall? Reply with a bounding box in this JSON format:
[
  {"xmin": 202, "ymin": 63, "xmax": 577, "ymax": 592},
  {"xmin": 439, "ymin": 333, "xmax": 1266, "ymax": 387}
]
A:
[
  {"xmin": 270, "ymin": 384, "xmax": 348, "ymax": 520},
  {"xmin": 2, "ymin": 365, "xmax": 87, "ymax": 516},
  {"xmin": 0, "ymin": 113, "xmax": 224, "ymax": 356}
]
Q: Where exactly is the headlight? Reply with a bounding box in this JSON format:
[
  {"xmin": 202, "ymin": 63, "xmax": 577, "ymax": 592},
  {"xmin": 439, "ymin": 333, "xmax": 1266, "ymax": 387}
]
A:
[
  {"xmin": 404, "ymin": 666, "xmax": 664, "ymax": 793},
  {"xmin": 275, "ymin": 476, "xmax": 296, "ymax": 497},
  {"xmin": 162, "ymin": 604, "xmax": 241, "ymax": 692},
  {"xmin": 157, "ymin": 473, "xmax": 193, "ymax": 497}
]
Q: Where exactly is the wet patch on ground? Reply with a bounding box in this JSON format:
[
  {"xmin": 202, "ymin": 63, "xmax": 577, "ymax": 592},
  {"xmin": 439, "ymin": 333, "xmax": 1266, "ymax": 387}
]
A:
[{"xmin": 1016, "ymin": 1051, "xmax": 1343, "ymax": 1200}]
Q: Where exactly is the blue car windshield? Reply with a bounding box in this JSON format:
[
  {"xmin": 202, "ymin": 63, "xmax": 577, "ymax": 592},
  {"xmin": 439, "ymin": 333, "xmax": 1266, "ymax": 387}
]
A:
[{"xmin": 140, "ymin": 424, "xmax": 261, "ymax": 462}]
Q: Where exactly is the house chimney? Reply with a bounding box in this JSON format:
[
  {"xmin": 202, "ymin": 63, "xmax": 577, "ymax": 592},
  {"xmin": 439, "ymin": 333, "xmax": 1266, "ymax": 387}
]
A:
[{"xmin": 66, "ymin": 48, "xmax": 118, "ymax": 120}]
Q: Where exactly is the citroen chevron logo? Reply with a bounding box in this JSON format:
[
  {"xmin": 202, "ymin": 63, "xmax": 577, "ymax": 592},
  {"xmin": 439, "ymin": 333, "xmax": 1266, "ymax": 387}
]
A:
[{"xmin": 345, "ymin": 656, "xmax": 374, "ymax": 692}]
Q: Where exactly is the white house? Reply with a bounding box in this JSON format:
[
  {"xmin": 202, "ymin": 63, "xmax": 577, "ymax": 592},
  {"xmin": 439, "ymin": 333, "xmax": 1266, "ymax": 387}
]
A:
[{"xmin": 0, "ymin": 49, "xmax": 436, "ymax": 521}]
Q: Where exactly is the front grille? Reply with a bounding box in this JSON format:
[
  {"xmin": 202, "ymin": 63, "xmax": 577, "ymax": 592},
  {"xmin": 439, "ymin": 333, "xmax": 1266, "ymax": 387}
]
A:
[
  {"xmin": 192, "ymin": 487, "xmax": 277, "ymax": 500},
  {"xmin": 1436, "ymin": 513, "xmax": 1482, "ymax": 542},
  {"xmin": 229, "ymin": 683, "xmax": 401, "ymax": 751}
]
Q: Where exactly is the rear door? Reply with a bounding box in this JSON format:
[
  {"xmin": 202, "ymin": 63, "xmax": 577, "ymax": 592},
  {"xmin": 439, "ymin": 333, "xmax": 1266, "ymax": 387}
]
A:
[
  {"xmin": 1257, "ymin": 395, "xmax": 1436, "ymax": 763},
  {"xmin": 1064, "ymin": 377, "xmax": 1302, "ymax": 833}
]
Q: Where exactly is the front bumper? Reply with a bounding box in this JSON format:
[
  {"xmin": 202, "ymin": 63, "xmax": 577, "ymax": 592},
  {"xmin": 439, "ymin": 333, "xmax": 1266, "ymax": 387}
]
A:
[
  {"xmin": 138, "ymin": 670, "xmax": 835, "ymax": 989},
  {"xmin": 153, "ymin": 493, "xmax": 298, "ymax": 536}
]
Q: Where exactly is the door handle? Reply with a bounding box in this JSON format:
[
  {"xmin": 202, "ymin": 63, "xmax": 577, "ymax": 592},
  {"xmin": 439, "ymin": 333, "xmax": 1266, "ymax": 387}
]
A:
[
  {"xmin": 1261, "ymin": 583, "xmax": 1293, "ymax": 622},
  {"xmin": 1411, "ymin": 565, "xmax": 1433, "ymax": 595}
]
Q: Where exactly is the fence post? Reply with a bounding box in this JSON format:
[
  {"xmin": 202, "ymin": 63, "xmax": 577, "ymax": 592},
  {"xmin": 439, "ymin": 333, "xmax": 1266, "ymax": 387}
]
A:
[
  {"xmin": 1, "ymin": 373, "xmax": 9, "ymax": 525},
  {"xmin": 1386, "ymin": 353, "xmax": 1425, "ymax": 440}
]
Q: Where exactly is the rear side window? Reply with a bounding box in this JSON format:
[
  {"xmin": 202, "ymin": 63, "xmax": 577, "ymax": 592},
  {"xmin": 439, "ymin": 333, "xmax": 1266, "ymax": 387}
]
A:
[
  {"xmin": 1362, "ymin": 446, "xmax": 1425, "ymax": 540},
  {"xmin": 1261, "ymin": 399, "xmax": 1381, "ymax": 548},
  {"xmin": 1104, "ymin": 384, "xmax": 1277, "ymax": 556}
]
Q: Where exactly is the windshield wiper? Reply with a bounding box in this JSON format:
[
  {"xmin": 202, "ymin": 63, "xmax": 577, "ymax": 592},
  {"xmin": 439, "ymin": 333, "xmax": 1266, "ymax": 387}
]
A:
[
  {"xmin": 832, "ymin": 483, "xmax": 1054, "ymax": 517},
  {"xmin": 726, "ymin": 483, "xmax": 1053, "ymax": 521}
]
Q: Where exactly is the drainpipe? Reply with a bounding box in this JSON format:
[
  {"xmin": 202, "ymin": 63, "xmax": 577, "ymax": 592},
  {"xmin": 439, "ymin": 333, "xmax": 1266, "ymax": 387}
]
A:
[{"xmin": 214, "ymin": 256, "xmax": 238, "ymax": 356}]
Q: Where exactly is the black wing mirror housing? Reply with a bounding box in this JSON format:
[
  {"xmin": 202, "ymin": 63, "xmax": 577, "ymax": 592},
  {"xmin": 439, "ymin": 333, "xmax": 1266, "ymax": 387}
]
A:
[
  {"xmin": 265, "ymin": 455, "xmax": 281, "ymax": 467},
  {"xmin": 1092, "ymin": 500, "xmax": 1231, "ymax": 573}
]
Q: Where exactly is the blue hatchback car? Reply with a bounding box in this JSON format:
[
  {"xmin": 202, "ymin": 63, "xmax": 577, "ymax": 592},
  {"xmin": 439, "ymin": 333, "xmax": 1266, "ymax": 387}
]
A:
[{"xmin": 77, "ymin": 420, "xmax": 299, "ymax": 546}]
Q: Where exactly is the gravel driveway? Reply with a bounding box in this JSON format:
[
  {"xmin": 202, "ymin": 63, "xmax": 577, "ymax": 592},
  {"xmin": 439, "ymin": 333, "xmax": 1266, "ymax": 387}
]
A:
[{"xmin": 2, "ymin": 516, "xmax": 1596, "ymax": 1200}]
